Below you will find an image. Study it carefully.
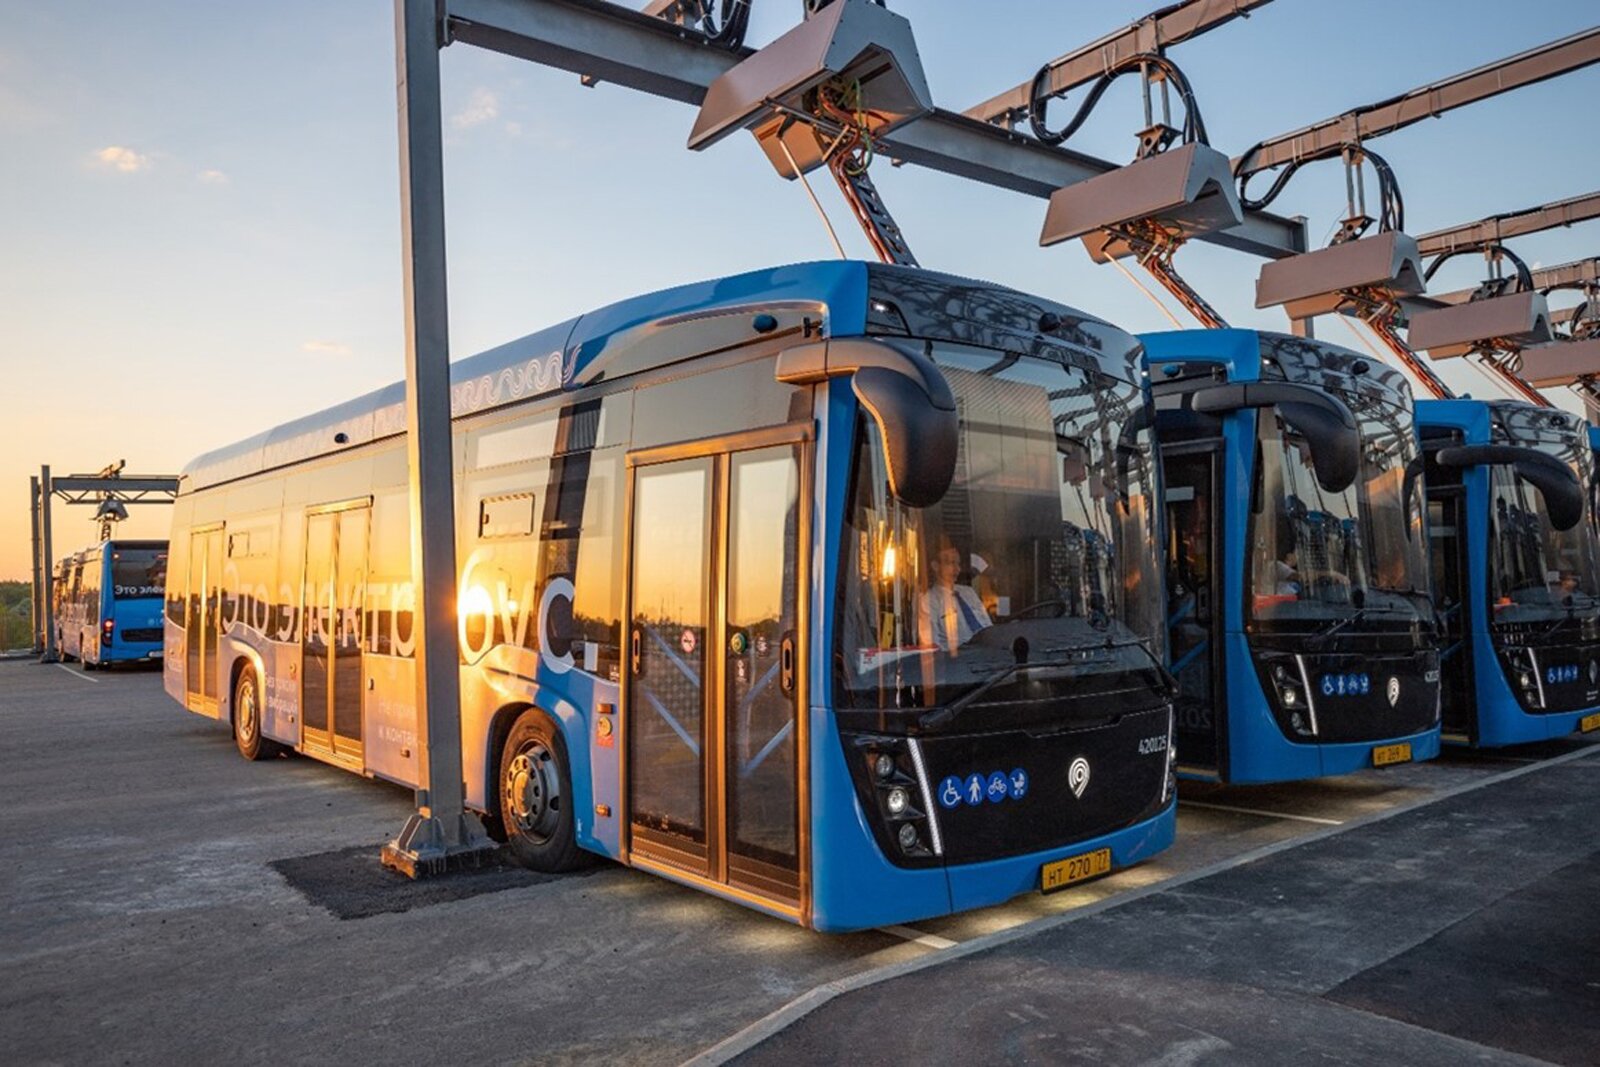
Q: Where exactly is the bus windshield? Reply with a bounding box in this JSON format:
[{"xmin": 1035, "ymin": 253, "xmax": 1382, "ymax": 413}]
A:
[
  {"xmin": 111, "ymin": 546, "xmax": 168, "ymax": 600},
  {"xmin": 836, "ymin": 342, "xmax": 1166, "ymax": 726},
  {"xmin": 1250, "ymin": 391, "xmax": 1430, "ymax": 628},
  {"xmin": 1489, "ymin": 425, "xmax": 1600, "ymax": 624}
]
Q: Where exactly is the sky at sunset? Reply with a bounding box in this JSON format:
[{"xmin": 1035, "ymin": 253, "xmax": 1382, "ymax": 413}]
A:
[{"xmin": 3, "ymin": 0, "xmax": 1598, "ymax": 582}]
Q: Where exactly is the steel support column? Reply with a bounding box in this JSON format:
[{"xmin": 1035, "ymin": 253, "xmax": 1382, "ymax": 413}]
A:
[
  {"xmin": 29, "ymin": 476, "xmax": 42, "ymax": 653},
  {"xmin": 381, "ymin": 0, "xmax": 496, "ymax": 876},
  {"xmin": 38, "ymin": 466, "xmax": 57, "ymax": 663}
]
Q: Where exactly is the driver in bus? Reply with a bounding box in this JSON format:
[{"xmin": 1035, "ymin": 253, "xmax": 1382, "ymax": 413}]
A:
[{"xmin": 921, "ymin": 538, "xmax": 993, "ymax": 652}]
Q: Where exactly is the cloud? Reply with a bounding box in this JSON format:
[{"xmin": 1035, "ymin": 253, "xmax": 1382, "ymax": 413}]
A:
[
  {"xmin": 197, "ymin": 168, "xmax": 228, "ymax": 185},
  {"xmin": 93, "ymin": 145, "xmax": 152, "ymax": 173},
  {"xmin": 451, "ymin": 87, "xmax": 499, "ymax": 130},
  {"xmin": 301, "ymin": 340, "xmax": 353, "ymax": 358}
]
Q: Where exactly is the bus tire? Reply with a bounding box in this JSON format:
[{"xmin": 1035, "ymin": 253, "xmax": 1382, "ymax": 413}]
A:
[
  {"xmin": 498, "ymin": 710, "xmax": 582, "ymax": 873},
  {"xmin": 233, "ymin": 667, "xmax": 284, "ymax": 761}
]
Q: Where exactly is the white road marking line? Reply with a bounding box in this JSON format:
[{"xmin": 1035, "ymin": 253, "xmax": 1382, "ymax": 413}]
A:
[
  {"xmin": 879, "ymin": 924, "xmax": 958, "ymax": 950},
  {"xmin": 54, "ymin": 663, "xmax": 98, "ymax": 684},
  {"xmin": 1179, "ymin": 800, "xmax": 1342, "ymax": 826}
]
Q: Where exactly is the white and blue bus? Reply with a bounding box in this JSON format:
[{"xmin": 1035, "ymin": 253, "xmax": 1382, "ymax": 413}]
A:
[
  {"xmin": 56, "ymin": 540, "xmax": 168, "ymax": 669},
  {"xmin": 163, "ymin": 262, "xmax": 1179, "ymax": 931},
  {"xmin": 1417, "ymin": 398, "xmax": 1600, "ymax": 745}
]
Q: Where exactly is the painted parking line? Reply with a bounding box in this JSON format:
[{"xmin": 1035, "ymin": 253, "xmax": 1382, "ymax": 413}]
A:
[
  {"xmin": 879, "ymin": 925, "xmax": 959, "ymax": 950},
  {"xmin": 54, "ymin": 663, "xmax": 98, "ymax": 684},
  {"xmin": 1179, "ymin": 800, "xmax": 1342, "ymax": 826}
]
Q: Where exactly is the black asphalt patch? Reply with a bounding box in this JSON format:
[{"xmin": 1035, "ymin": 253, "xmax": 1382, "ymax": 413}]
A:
[
  {"xmin": 270, "ymin": 844, "xmax": 613, "ymax": 919},
  {"xmin": 1328, "ymin": 851, "xmax": 1600, "ymax": 1065}
]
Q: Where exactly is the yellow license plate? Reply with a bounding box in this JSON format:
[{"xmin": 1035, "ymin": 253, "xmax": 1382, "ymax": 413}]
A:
[
  {"xmin": 1581, "ymin": 712, "xmax": 1600, "ymax": 733},
  {"xmin": 1373, "ymin": 742, "xmax": 1412, "ymax": 767},
  {"xmin": 1041, "ymin": 847, "xmax": 1112, "ymax": 893}
]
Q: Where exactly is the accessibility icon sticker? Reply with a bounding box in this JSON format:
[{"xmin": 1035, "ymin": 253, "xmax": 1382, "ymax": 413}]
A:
[
  {"xmin": 986, "ymin": 771, "xmax": 1008, "ymax": 803},
  {"xmin": 963, "ymin": 773, "xmax": 985, "ymax": 807},
  {"xmin": 938, "ymin": 776, "xmax": 963, "ymax": 810}
]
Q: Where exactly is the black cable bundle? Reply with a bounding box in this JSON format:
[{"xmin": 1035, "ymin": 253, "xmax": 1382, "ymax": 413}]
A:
[{"xmin": 1026, "ymin": 52, "xmax": 1210, "ymax": 149}]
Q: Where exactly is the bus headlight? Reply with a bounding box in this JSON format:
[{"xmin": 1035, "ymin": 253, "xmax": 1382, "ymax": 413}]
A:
[
  {"xmin": 874, "ymin": 753, "xmax": 897, "ymax": 781},
  {"xmin": 897, "ymin": 823, "xmax": 920, "ymax": 852},
  {"xmin": 886, "ymin": 786, "xmax": 910, "ymax": 816}
]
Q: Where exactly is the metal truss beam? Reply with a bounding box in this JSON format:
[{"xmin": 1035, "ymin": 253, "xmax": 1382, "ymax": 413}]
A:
[
  {"xmin": 1416, "ymin": 192, "xmax": 1600, "ymax": 258},
  {"xmin": 444, "ymin": 0, "xmax": 1307, "ymax": 258},
  {"xmin": 1234, "ymin": 27, "xmax": 1600, "ymax": 178},
  {"xmin": 48, "ymin": 476, "xmax": 179, "ymax": 498},
  {"xmin": 963, "ymin": 0, "xmax": 1274, "ymax": 127}
]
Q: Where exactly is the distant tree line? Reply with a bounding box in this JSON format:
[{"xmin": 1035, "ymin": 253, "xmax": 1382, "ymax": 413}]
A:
[{"xmin": 0, "ymin": 581, "xmax": 34, "ymax": 651}]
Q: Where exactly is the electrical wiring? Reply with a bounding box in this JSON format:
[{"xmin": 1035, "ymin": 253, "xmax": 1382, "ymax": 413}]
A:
[
  {"xmin": 1026, "ymin": 51, "xmax": 1210, "ymax": 149},
  {"xmin": 1236, "ymin": 143, "xmax": 1404, "ymax": 236}
]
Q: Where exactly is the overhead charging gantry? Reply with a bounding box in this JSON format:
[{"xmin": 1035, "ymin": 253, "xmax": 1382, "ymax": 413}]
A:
[
  {"xmin": 1400, "ymin": 192, "xmax": 1600, "ymax": 406},
  {"xmin": 1228, "ymin": 28, "xmax": 1600, "ymax": 405},
  {"xmin": 28, "ymin": 461, "xmax": 179, "ymax": 661}
]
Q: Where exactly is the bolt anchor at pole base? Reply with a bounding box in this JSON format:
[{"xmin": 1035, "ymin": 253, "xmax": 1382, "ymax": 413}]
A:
[{"xmin": 380, "ymin": 810, "xmax": 499, "ymax": 879}]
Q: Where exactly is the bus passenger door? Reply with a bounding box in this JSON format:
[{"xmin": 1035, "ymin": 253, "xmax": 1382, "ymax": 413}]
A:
[
  {"xmin": 1162, "ymin": 449, "xmax": 1223, "ymax": 774},
  {"xmin": 301, "ymin": 503, "xmax": 369, "ymax": 766},
  {"xmin": 185, "ymin": 526, "xmax": 225, "ymax": 715},
  {"xmin": 1428, "ymin": 488, "xmax": 1474, "ymax": 739},
  {"xmin": 625, "ymin": 430, "xmax": 807, "ymax": 915}
]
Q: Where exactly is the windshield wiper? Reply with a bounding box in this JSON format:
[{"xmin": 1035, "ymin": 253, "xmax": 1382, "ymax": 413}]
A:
[
  {"xmin": 1308, "ymin": 608, "xmax": 1367, "ymax": 650},
  {"xmin": 918, "ymin": 639, "xmax": 1171, "ymax": 730},
  {"xmin": 918, "ymin": 660, "xmax": 1030, "ymax": 730}
]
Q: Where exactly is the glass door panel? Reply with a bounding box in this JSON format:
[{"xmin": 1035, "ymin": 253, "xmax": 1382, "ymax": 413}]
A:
[
  {"xmin": 628, "ymin": 458, "xmax": 714, "ymax": 871},
  {"xmin": 1164, "ymin": 450, "xmax": 1221, "ymax": 771},
  {"xmin": 185, "ymin": 531, "xmax": 206, "ymax": 703},
  {"xmin": 302, "ymin": 512, "xmax": 335, "ymax": 745},
  {"xmin": 723, "ymin": 446, "xmax": 802, "ymax": 901},
  {"xmin": 332, "ymin": 507, "xmax": 369, "ymax": 756}
]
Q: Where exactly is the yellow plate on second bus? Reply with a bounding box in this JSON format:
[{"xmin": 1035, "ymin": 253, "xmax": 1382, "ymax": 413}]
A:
[
  {"xmin": 1581, "ymin": 712, "xmax": 1600, "ymax": 733},
  {"xmin": 1042, "ymin": 847, "xmax": 1112, "ymax": 893},
  {"xmin": 1372, "ymin": 742, "xmax": 1412, "ymax": 767}
]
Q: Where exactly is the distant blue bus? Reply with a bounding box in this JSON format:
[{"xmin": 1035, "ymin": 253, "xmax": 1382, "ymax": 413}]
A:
[
  {"xmin": 1417, "ymin": 398, "xmax": 1600, "ymax": 745},
  {"xmin": 56, "ymin": 540, "xmax": 168, "ymax": 669},
  {"xmin": 164, "ymin": 262, "xmax": 1180, "ymax": 931},
  {"xmin": 1143, "ymin": 329, "xmax": 1442, "ymax": 783}
]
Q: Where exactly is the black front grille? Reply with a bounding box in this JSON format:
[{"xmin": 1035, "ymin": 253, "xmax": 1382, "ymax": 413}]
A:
[
  {"xmin": 1255, "ymin": 649, "xmax": 1440, "ymax": 743},
  {"xmin": 843, "ymin": 706, "xmax": 1173, "ymax": 868},
  {"xmin": 119, "ymin": 628, "xmax": 162, "ymax": 644}
]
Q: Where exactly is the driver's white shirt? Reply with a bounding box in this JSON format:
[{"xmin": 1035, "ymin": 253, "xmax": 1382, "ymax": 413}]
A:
[{"xmin": 921, "ymin": 583, "xmax": 993, "ymax": 651}]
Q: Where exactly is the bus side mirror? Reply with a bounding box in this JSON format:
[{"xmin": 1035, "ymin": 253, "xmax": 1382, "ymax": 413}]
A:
[
  {"xmin": 1190, "ymin": 382, "xmax": 1360, "ymax": 494},
  {"xmin": 1401, "ymin": 454, "xmax": 1426, "ymax": 542},
  {"xmin": 777, "ymin": 337, "xmax": 958, "ymax": 507},
  {"xmin": 1435, "ymin": 445, "xmax": 1585, "ymax": 532}
]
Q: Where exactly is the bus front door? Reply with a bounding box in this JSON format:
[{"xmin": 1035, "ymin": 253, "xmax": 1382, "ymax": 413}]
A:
[
  {"xmin": 1163, "ymin": 448, "xmax": 1224, "ymax": 775},
  {"xmin": 301, "ymin": 502, "xmax": 369, "ymax": 767},
  {"xmin": 185, "ymin": 526, "xmax": 225, "ymax": 716},
  {"xmin": 625, "ymin": 430, "xmax": 808, "ymax": 915},
  {"xmin": 1428, "ymin": 487, "xmax": 1475, "ymax": 740}
]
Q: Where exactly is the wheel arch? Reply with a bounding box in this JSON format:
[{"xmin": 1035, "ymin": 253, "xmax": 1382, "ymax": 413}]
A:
[{"xmin": 480, "ymin": 697, "xmax": 589, "ymax": 838}]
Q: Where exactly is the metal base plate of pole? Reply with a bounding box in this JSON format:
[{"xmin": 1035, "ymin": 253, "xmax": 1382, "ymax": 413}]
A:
[{"xmin": 380, "ymin": 796, "xmax": 499, "ymax": 879}]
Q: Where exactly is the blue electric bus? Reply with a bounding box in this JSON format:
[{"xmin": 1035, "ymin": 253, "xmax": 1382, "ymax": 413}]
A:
[
  {"xmin": 163, "ymin": 262, "xmax": 1179, "ymax": 931},
  {"xmin": 1143, "ymin": 329, "xmax": 1442, "ymax": 783},
  {"xmin": 1416, "ymin": 398, "xmax": 1600, "ymax": 745},
  {"xmin": 56, "ymin": 540, "xmax": 169, "ymax": 669}
]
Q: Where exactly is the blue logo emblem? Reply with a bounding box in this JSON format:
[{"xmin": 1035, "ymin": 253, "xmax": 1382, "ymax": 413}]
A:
[
  {"xmin": 986, "ymin": 771, "xmax": 1008, "ymax": 803},
  {"xmin": 964, "ymin": 773, "xmax": 985, "ymax": 807},
  {"xmin": 1008, "ymin": 767, "xmax": 1029, "ymax": 800},
  {"xmin": 1321, "ymin": 674, "xmax": 1335, "ymax": 697},
  {"xmin": 937, "ymin": 776, "xmax": 963, "ymax": 810}
]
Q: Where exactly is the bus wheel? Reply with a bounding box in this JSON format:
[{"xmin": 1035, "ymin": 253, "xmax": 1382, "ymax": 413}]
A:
[
  {"xmin": 234, "ymin": 668, "xmax": 284, "ymax": 761},
  {"xmin": 499, "ymin": 711, "xmax": 581, "ymax": 872}
]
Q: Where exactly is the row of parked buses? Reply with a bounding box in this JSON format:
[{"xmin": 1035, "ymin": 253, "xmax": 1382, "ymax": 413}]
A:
[{"xmin": 139, "ymin": 261, "xmax": 1600, "ymax": 931}]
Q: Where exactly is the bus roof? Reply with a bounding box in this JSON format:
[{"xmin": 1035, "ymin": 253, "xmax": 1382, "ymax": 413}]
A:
[{"xmin": 181, "ymin": 261, "xmax": 1134, "ymax": 492}]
